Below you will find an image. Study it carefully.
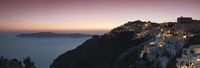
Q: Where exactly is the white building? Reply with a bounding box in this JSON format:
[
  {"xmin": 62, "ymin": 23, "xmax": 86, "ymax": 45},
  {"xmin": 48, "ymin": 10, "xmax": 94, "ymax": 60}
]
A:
[{"xmin": 176, "ymin": 45, "xmax": 200, "ymax": 68}]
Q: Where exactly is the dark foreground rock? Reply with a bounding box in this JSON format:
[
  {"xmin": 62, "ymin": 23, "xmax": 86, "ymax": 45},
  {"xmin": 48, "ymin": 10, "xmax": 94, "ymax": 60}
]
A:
[{"xmin": 0, "ymin": 56, "xmax": 35, "ymax": 68}]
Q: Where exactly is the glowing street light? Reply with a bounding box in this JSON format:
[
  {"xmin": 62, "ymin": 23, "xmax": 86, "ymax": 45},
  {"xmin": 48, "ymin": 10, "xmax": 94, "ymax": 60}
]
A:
[
  {"xmin": 161, "ymin": 29, "xmax": 163, "ymax": 32},
  {"xmin": 191, "ymin": 34, "xmax": 194, "ymax": 37}
]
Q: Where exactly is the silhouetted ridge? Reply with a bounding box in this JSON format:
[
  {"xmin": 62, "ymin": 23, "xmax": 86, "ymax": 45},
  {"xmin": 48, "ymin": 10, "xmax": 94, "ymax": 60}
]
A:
[{"xmin": 16, "ymin": 32, "xmax": 91, "ymax": 38}]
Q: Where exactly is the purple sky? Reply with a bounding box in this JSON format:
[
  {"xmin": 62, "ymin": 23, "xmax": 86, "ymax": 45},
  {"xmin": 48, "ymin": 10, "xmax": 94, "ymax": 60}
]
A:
[{"xmin": 0, "ymin": 0, "xmax": 200, "ymax": 31}]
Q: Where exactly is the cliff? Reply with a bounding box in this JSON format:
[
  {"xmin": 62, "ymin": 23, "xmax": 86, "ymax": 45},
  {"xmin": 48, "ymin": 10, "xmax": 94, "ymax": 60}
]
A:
[{"xmin": 50, "ymin": 20, "xmax": 159, "ymax": 68}]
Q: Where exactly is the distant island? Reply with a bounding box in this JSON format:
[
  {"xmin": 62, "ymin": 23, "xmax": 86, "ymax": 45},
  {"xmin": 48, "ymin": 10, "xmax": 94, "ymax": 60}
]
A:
[{"xmin": 16, "ymin": 32, "xmax": 92, "ymax": 38}]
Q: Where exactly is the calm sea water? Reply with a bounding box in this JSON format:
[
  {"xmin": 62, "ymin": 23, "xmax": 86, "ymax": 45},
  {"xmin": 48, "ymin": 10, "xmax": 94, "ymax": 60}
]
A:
[{"xmin": 0, "ymin": 32, "xmax": 102, "ymax": 68}]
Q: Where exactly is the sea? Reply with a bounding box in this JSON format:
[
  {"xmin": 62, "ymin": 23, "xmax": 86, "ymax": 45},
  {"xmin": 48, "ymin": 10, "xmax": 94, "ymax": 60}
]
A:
[{"xmin": 0, "ymin": 31, "xmax": 107, "ymax": 68}]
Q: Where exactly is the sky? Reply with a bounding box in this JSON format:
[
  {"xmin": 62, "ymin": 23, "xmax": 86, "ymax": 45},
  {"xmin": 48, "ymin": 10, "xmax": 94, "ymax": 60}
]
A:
[{"xmin": 0, "ymin": 0, "xmax": 200, "ymax": 31}]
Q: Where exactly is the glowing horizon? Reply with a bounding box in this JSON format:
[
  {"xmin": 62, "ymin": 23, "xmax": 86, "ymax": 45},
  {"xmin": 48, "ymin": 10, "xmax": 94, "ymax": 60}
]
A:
[{"xmin": 0, "ymin": 0, "xmax": 200, "ymax": 31}]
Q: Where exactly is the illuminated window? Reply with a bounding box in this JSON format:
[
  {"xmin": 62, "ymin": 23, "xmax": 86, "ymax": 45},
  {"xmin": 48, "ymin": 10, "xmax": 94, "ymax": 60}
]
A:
[
  {"xmin": 197, "ymin": 57, "xmax": 200, "ymax": 61},
  {"xmin": 183, "ymin": 35, "xmax": 187, "ymax": 39},
  {"xmin": 144, "ymin": 24, "xmax": 148, "ymax": 27},
  {"xmin": 176, "ymin": 32, "xmax": 179, "ymax": 34}
]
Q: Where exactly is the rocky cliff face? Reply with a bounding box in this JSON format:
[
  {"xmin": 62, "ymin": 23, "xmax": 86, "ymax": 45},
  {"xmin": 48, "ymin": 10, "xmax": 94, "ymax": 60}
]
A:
[{"xmin": 50, "ymin": 21, "xmax": 160, "ymax": 68}]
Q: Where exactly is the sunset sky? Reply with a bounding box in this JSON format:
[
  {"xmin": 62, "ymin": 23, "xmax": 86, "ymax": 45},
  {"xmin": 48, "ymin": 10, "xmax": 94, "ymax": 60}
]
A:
[{"xmin": 0, "ymin": 0, "xmax": 200, "ymax": 31}]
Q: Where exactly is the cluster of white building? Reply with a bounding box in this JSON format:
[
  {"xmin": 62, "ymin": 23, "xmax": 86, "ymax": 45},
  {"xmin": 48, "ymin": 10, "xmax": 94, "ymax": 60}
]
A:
[
  {"xmin": 176, "ymin": 45, "xmax": 200, "ymax": 68},
  {"xmin": 139, "ymin": 16, "xmax": 200, "ymax": 68},
  {"xmin": 140, "ymin": 29, "xmax": 184, "ymax": 68}
]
